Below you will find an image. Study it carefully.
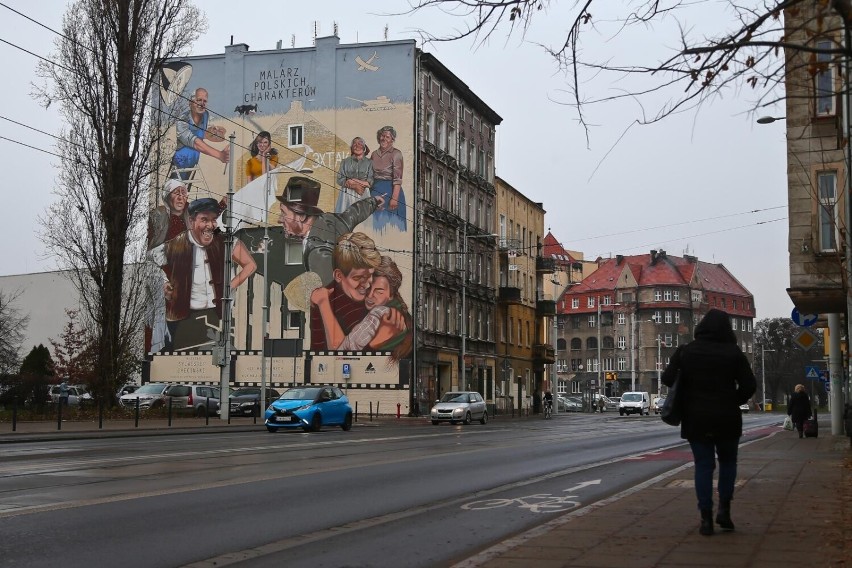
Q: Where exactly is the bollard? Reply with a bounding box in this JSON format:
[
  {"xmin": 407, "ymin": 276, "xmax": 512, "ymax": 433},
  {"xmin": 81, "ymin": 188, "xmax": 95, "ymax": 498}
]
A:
[
  {"xmin": 370, "ymin": 401, "xmax": 373, "ymax": 422},
  {"xmin": 168, "ymin": 397, "xmax": 173, "ymax": 427},
  {"xmin": 205, "ymin": 397, "xmax": 210, "ymax": 426},
  {"xmin": 135, "ymin": 397, "xmax": 140, "ymax": 427},
  {"xmin": 377, "ymin": 402, "xmax": 380, "ymax": 417},
  {"xmin": 354, "ymin": 401, "xmax": 358, "ymax": 423},
  {"xmin": 57, "ymin": 401, "xmax": 62, "ymax": 431},
  {"xmin": 98, "ymin": 401, "xmax": 103, "ymax": 429},
  {"xmin": 397, "ymin": 403, "xmax": 401, "ymax": 419},
  {"xmin": 12, "ymin": 397, "xmax": 17, "ymax": 432}
]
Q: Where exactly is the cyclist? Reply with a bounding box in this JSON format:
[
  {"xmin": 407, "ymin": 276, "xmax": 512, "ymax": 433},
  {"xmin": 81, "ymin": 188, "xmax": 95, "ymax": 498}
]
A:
[{"xmin": 543, "ymin": 390, "xmax": 554, "ymax": 418}]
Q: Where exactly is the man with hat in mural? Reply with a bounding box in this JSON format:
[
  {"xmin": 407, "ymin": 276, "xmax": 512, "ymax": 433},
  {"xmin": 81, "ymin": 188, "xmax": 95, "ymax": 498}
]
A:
[
  {"xmin": 275, "ymin": 176, "xmax": 384, "ymax": 286},
  {"xmin": 148, "ymin": 178, "xmax": 190, "ymax": 249},
  {"xmin": 151, "ymin": 197, "xmax": 256, "ymax": 351}
]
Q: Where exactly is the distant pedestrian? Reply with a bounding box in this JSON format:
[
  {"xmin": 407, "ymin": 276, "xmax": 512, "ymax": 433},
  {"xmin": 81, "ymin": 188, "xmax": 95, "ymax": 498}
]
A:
[
  {"xmin": 597, "ymin": 396, "xmax": 605, "ymax": 413},
  {"xmin": 661, "ymin": 309, "xmax": 756, "ymax": 536},
  {"xmin": 59, "ymin": 380, "xmax": 70, "ymax": 406},
  {"xmin": 787, "ymin": 384, "xmax": 812, "ymax": 439}
]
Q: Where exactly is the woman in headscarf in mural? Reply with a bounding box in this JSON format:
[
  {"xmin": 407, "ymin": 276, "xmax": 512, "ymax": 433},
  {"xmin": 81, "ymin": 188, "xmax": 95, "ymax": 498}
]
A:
[
  {"xmin": 311, "ymin": 255, "xmax": 412, "ymax": 363},
  {"xmin": 148, "ymin": 178, "xmax": 190, "ymax": 249},
  {"xmin": 369, "ymin": 125, "xmax": 407, "ymax": 232},
  {"xmin": 335, "ymin": 136, "xmax": 373, "ymax": 213},
  {"xmin": 245, "ymin": 131, "xmax": 279, "ymax": 182}
]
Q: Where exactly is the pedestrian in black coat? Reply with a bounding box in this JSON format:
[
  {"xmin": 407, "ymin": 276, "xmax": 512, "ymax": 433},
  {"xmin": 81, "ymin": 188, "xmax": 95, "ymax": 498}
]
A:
[
  {"xmin": 661, "ymin": 309, "xmax": 756, "ymax": 536},
  {"xmin": 787, "ymin": 384, "xmax": 811, "ymax": 439}
]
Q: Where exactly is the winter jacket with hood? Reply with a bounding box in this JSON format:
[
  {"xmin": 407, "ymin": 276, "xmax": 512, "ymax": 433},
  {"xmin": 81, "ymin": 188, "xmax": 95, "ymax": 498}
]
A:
[{"xmin": 661, "ymin": 309, "xmax": 757, "ymax": 441}]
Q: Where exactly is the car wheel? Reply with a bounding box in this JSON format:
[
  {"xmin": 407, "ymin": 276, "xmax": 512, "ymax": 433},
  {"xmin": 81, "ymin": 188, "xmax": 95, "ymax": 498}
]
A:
[
  {"xmin": 303, "ymin": 412, "xmax": 322, "ymax": 433},
  {"xmin": 341, "ymin": 412, "xmax": 353, "ymax": 431},
  {"xmin": 463, "ymin": 412, "xmax": 472, "ymax": 425},
  {"xmin": 432, "ymin": 420, "xmax": 440, "ymax": 425},
  {"xmin": 266, "ymin": 426, "xmax": 276, "ymax": 433},
  {"xmin": 479, "ymin": 412, "xmax": 488, "ymax": 425}
]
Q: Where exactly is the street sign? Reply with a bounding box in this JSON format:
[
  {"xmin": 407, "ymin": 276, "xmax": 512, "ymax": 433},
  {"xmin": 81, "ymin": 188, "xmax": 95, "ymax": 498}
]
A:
[
  {"xmin": 793, "ymin": 328, "xmax": 819, "ymax": 351},
  {"xmin": 819, "ymin": 369, "xmax": 829, "ymax": 382},
  {"xmin": 342, "ymin": 363, "xmax": 351, "ymax": 380},
  {"xmin": 791, "ymin": 308, "xmax": 818, "ymax": 327},
  {"xmin": 805, "ymin": 366, "xmax": 819, "ymax": 380}
]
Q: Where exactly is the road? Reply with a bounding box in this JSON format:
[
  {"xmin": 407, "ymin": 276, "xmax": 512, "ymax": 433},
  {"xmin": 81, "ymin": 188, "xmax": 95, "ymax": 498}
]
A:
[{"xmin": 0, "ymin": 412, "xmax": 780, "ymax": 567}]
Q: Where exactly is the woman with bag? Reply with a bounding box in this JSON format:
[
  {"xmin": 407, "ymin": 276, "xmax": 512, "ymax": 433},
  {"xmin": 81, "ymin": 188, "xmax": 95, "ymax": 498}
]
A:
[
  {"xmin": 787, "ymin": 384, "xmax": 811, "ymax": 439},
  {"xmin": 660, "ymin": 309, "xmax": 756, "ymax": 536}
]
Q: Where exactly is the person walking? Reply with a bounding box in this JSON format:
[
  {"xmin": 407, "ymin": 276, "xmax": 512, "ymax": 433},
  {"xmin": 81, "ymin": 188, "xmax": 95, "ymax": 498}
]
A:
[
  {"xmin": 787, "ymin": 384, "xmax": 812, "ymax": 439},
  {"xmin": 660, "ymin": 309, "xmax": 756, "ymax": 536}
]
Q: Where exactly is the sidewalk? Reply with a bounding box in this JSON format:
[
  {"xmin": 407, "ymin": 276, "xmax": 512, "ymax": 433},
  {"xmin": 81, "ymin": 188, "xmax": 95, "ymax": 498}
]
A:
[{"xmin": 460, "ymin": 419, "xmax": 852, "ymax": 568}]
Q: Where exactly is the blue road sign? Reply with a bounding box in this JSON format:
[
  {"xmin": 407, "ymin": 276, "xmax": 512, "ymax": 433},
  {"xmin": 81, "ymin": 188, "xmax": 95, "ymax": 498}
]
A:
[
  {"xmin": 819, "ymin": 370, "xmax": 829, "ymax": 382},
  {"xmin": 791, "ymin": 308, "xmax": 818, "ymax": 327},
  {"xmin": 805, "ymin": 366, "xmax": 820, "ymax": 380}
]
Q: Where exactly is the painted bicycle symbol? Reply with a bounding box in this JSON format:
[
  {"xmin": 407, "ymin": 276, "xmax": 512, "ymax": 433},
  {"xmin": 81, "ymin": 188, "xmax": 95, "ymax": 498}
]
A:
[{"xmin": 461, "ymin": 480, "xmax": 600, "ymax": 514}]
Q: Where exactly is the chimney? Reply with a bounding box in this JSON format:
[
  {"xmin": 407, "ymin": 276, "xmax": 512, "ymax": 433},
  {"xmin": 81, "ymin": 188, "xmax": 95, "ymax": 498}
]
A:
[
  {"xmin": 616, "ymin": 254, "xmax": 624, "ymax": 265},
  {"xmin": 650, "ymin": 249, "xmax": 658, "ymax": 265},
  {"xmin": 659, "ymin": 249, "xmax": 666, "ymax": 259}
]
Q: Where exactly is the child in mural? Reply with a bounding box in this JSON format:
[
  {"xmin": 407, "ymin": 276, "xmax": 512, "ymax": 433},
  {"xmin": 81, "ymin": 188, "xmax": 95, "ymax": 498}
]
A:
[
  {"xmin": 370, "ymin": 125, "xmax": 407, "ymax": 232},
  {"xmin": 149, "ymin": 198, "xmax": 257, "ymax": 351},
  {"xmin": 308, "ymin": 232, "xmax": 381, "ymax": 351},
  {"xmin": 246, "ymin": 131, "xmax": 279, "ymax": 182},
  {"xmin": 172, "ymin": 87, "xmax": 230, "ymax": 179},
  {"xmin": 335, "ymin": 136, "xmax": 373, "ymax": 213},
  {"xmin": 311, "ymin": 254, "xmax": 411, "ymax": 363}
]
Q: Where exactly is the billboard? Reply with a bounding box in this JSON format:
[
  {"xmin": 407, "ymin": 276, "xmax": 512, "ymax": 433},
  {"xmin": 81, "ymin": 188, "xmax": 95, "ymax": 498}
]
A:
[{"xmin": 147, "ymin": 37, "xmax": 415, "ymax": 387}]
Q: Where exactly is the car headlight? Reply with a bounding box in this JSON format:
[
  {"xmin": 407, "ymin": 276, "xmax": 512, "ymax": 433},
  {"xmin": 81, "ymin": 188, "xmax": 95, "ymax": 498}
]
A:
[
  {"xmin": 294, "ymin": 403, "xmax": 312, "ymax": 411},
  {"xmin": 453, "ymin": 408, "xmax": 464, "ymax": 417}
]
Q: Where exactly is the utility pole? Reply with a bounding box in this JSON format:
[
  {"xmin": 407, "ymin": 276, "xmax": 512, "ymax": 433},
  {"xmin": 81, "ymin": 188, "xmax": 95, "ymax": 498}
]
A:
[{"xmin": 217, "ymin": 134, "xmax": 236, "ymax": 421}]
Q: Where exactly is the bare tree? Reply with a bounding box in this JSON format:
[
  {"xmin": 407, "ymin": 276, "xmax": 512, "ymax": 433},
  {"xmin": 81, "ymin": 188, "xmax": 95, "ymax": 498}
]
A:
[
  {"xmin": 34, "ymin": 0, "xmax": 206, "ymax": 402},
  {"xmin": 408, "ymin": 1, "xmax": 852, "ymax": 134},
  {"xmin": 0, "ymin": 289, "xmax": 30, "ymax": 375}
]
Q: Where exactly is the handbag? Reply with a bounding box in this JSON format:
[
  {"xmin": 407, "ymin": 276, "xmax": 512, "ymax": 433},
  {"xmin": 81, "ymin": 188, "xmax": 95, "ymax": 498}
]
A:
[
  {"xmin": 660, "ymin": 373, "xmax": 683, "ymax": 426},
  {"xmin": 783, "ymin": 416, "xmax": 794, "ymax": 431}
]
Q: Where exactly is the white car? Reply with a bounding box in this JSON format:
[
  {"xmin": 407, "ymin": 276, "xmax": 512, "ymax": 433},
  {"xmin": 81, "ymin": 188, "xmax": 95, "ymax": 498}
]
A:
[
  {"xmin": 430, "ymin": 391, "xmax": 488, "ymax": 425},
  {"xmin": 48, "ymin": 384, "xmax": 93, "ymax": 406},
  {"xmin": 119, "ymin": 383, "xmax": 170, "ymax": 410}
]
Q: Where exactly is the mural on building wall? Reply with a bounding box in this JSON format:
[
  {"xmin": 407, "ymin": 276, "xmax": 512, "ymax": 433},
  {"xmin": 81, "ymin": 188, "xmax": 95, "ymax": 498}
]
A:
[{"xmin": 146, "ymin": 39, "xmax": 415, "ymax": 385}]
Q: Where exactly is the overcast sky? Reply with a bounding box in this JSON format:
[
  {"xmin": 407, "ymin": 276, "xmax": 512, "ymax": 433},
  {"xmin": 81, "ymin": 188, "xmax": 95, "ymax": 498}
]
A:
[{"xmin": 0, "ymin": 0, "xmax": 792, "ymax": 319}]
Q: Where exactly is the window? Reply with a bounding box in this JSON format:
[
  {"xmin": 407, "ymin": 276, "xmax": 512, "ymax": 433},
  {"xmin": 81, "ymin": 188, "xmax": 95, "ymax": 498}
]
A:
[
  {"xmin": 654, "ymin": 289, "xmax": 662, "ymax": 301},
  {"xmin": 816, "ymin": 40, "xmax": 836, "ymax": 115},
  {"xmin": 436, "ymin": 174, "xmax": 444, "ymax": 209},
  {"xmin": 673, "ymin": 290, "xmax": 680, "ymax": 301},
  {"xmin": 425, "ymin": 111, "xmax": 435, "ymax": 143},
  {"xmin": 741, "ymin": 319, "xmax": 746, "ymax": 331},
  {"xmin": 652, "ymin": 311, "xmax": 661, "ymax": 323},
  {"xmin": 284, "ymin": 240, "xmax": 302, "ymax": 265},
  {"xmin": 617, "ymin": 336, "xmax": 626, "ymax": 349},
  {"xmin": 571, "ymin": 316, "xmax": 581, "ymax": 329},
  {"xmin": 288, "ymin": 125, "xmax": 304, "ymax": 147},
  {"xmin": 286, "ymin": 311, "xmax": 301, "ymax": 330},
  {"xmin": 571, "ymin": 337, "xmax": 582, "ymax": 350},
  {"xmin": 586, "ymin": 337, "xmax": 597, "ymax": 349},
  {"xmin": 603, "ymin": 336, "xmax": 614, "ymax": 349},
  {"xmin": 818, "ymin": 171, "xmax": 839, "ymax": 252},
  {"xmin": 571, "ymin": 359, "xmax": 581, "ymax": 372},
  {"xmin": 664, "ymin": 333, "xmax": 672, "ymax": 346},
  {"xmin": 664, "ymin": 311, "xmax": 672, "ymax": 324},
  {"xmin": 664, "ymin": 290, "xmax": 672, "ymax": 301},
  {"xmin": 617, "ymin": 313, "xmax": 626, "ymax": 325},
  {"xmin": 588, "ymin": 315, "xmax": 596, "ymax": 328},
  {"xmin": 603, "ymin": 357, "xmax": 614, "ymax": 371},
  {"xmin": 617, "ymin": 356, "xmax": 627, "ymax": 371},
  {"xmin": 587, "ymin": 297, "xmax": 595, "ymax": 308},
  {"xmin": 572, "ymin": 298, "xmax": 579, "ymax": 309},
  {"xmin": 602, "ymin": 296, "xmax": 612, "ymax": 306},
  {"xmin": 438, "ymin": 118, "xmax": 446, "ymax": 150},
  {"xmin": 731, "ymin": 317, "xmax": 738, "ymax": 331},
  {"xmin": 674, "ymin": 311, "xmax": 681, "ymax": 324}
]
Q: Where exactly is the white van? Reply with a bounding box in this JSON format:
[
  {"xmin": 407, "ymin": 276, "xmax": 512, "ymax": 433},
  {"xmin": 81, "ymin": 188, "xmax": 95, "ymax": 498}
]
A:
[{"xmin": 618, "ymin": 391, "xmax": 651, "ymax": 416}]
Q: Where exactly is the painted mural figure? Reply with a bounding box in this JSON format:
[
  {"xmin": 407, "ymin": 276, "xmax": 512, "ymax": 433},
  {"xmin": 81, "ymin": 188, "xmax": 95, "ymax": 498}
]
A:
[
  {"xmin": 309, "ymin": 232, "xmax": 381, "ymax": 351},
  {"xmin": 370, "ymin": 125, "xmax": 407, "ymax": 232},
  {"xmin": 246, "ymin": 131, "xmax": 279, "ymax": 182},
  {"xmin": 277, "ymin": 176, "xmax": 384, "ymax": 287},
  {"xmin": 151, "ymin": 198, "xmax": 257, "ymax": 351},
  {"xmin": 172, "ymin": 87, "xmax": 230, "ymax": 179},
  {"xmin": 311, "ymin": 254, "xmax": 411, "ymax": 362},
  {"xmin": 148, "ymin": 178, "xmax": 189, "ymax": 250},
  {"xmin": 335, "ymin": 136, "xmax": 373, "ymax": 213}
]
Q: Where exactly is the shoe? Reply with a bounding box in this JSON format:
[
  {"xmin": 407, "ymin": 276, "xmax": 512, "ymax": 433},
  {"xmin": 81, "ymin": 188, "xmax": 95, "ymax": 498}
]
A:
[
  {"xmin": 700, "ymin": 509, "xmax": 714, "ymax": 536},
  {"xmin": 716, "ymin": 501, "xmax": 735, "ymax": 531}
]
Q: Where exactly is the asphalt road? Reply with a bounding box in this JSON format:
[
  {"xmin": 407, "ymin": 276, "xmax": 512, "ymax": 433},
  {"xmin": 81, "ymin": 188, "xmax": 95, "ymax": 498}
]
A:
[{"xmin": 0, "ymin": 412, "xmax": 780, "ymax": 567}]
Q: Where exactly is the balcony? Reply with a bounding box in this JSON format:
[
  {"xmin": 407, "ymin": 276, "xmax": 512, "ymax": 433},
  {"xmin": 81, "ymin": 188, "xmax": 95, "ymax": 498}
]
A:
[
  {"xmin": 536, "ymin": 256, "xmax": 556, "ymax": 273},
  {"xmin": 536, "ymin": 298, "xmax": 556, "ymax": 316},
  {"xmin": 533, "ymin": 344, "xmax": 556, "ymax": 365},
  {"xmin": 499, "ymin": 286, "xmax": 522, "ymax": 302}
]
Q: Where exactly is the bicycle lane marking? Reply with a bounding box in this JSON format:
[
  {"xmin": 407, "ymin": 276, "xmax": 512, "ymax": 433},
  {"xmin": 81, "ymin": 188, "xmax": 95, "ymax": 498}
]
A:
[{"xmin": 461, "ymin": 480, "xmax": 599, "ymax": 514}]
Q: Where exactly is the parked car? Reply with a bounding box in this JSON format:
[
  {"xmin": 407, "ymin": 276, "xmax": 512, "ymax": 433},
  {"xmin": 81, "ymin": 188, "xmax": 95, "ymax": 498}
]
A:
[
  {"xmin": 119, "ymin": 383, "xmax": 170, "ymax": 410},
  {"xmin": 430, "ymin": 391, "xmax": 488, "ymax": 425},
  {"xmin": 264, "ymin": 386, "xmax": 353, "ymax": 433},
  {"xmin": 557, "ymin": 396, "xmax": 583, "ymax": 412},
  {"xmin": 48, "ymin": 384, "xmax": 93, "ymax": 407},
  {"xmin": 226, "ymin": 387, "xmax": 282, "ymax": 417},
  {"xmin": 740, "ymin": 402, "xmax": 751, "ymax": 413},
  {"xmin": 653, "ymin": 397, "xmax": 666, "ymax": 414},
  {"xmin": 163, "ymin": 384, "xmax": 220, "ymax": 417},
  {"xmin": 116, "ymin": 383, "xmax": 139, "ymax": 400}
]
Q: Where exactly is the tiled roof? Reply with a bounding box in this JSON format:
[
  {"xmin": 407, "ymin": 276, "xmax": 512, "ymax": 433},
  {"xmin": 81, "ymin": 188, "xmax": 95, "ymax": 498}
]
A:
[{"xmin": 542, "ymin": 232, "xmax": 575, "ymax": 265}]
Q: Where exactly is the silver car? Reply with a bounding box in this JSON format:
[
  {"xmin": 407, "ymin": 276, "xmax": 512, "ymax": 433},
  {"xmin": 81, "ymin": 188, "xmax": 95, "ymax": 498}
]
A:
[
  {"xmin": 119, "ymin": 383, "xmax": 170, "ymax": 410},
  {"xmin": 163, "ymin": 384, "xmax": 220, "ymax": 417},
  {"xmin": 430, "ymin": 391, "xmax": 488, "ymax": 425}
]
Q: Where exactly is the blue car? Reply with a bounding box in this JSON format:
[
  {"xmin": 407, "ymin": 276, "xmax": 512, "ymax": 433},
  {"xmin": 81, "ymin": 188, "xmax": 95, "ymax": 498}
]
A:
[{"xmin": 264, "ymin": 386, "xmax": 353, "ymax": 433}]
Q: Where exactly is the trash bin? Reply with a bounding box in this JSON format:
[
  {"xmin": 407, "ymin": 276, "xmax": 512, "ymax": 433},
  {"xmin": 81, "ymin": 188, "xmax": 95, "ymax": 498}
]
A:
[{"xmin": 765, "ymin": 403, "xmax": 773, "ymax": 411}]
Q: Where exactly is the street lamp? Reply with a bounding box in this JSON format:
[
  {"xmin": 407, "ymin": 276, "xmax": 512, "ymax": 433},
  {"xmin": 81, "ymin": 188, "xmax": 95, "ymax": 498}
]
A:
[
  {"xmin": 655, "ymin": 335, "xmax": 662, "ymax": 397},
  {"xmin": 760, "ymin": 344, "xmax": 775, "ymax": 412},
  {"xmin": 756, "ymin": 115, "xmax": 786, "ymax": 124},
  {"xmin": 460, "ymin": 229, "xmax": 497, "ymax": 391}
]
